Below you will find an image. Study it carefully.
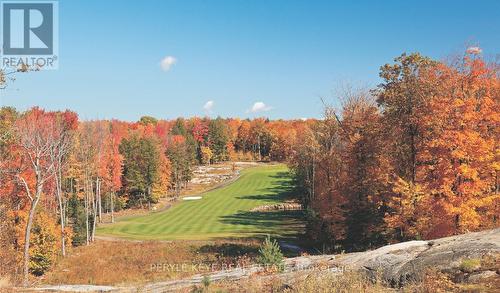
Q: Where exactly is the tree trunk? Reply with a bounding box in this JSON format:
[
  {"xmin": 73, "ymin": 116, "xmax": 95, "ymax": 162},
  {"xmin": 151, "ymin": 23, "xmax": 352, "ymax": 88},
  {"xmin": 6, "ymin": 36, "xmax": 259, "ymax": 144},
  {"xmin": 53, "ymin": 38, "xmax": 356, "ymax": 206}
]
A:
[
  {"xmin": 54, "ymin": 159, "xmax": 66, "ymax": 256},
  {"xmin": 55, "ymin": 175, "xmax": 66, "ymax": 256},
  {"xmin": 311, "ymin": 157, "xmax": 315, "ymax": 203},
  {"xmin": 84, "ymin": 177, "xmax": 90, "ymax": 245},
  {"xmin": 110, "ymin": 191, "xmax": 115, "ymax": 223},
  {"xmin": 91, "ymin": 180, "xmax": 97, "ymax": 242},
  {"xmin": 257, "ymin": 135, "xmax": 261, "ymax": 161},
  {"xmin": 22, "ymin": 183, "xmax": 42, "ymax": 287},
  {"xmin": 97, "ymin": 178, "xmax": 102, "ymax": 223}
]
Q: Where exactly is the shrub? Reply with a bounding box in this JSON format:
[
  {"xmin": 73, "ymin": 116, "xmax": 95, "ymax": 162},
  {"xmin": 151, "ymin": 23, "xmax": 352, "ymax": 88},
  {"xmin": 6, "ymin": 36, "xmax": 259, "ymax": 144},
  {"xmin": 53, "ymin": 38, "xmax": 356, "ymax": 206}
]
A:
[
  {"xmin": 29, "ymin": 210, "xmax": 60, "ymax": 276},
  {"xmin": 0, "ymin": 200, "xmax": 18, "ymax": 281},
  {"xmin": 202, "ymin": 275, "xmax": 211, "ymax": 290},
  {"xmin": 459, "ymin": 258, "xmax": 481, "ymax": 273},
  {"xmin": 416, "ymin": 270, "xmax": 456, "ymax": 293},
  {"xmin": 257, "ymin": 236, "xmax": 284, "ymax": 272}
]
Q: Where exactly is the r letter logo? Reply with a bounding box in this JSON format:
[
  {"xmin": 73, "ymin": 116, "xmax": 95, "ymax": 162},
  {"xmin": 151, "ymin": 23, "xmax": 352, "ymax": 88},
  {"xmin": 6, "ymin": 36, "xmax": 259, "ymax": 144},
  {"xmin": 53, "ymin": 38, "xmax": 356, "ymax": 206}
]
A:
[{"xmin": 1, "ymin": 1, "xmax": 58, "ymax": 69}]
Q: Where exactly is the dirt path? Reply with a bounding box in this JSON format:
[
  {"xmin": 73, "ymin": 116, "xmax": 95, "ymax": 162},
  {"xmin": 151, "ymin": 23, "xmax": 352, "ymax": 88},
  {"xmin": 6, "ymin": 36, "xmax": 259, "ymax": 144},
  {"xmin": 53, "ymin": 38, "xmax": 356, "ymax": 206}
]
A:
[{"xmin": 278, "ymin": 240, "xmax": 304, "ymax": 254}]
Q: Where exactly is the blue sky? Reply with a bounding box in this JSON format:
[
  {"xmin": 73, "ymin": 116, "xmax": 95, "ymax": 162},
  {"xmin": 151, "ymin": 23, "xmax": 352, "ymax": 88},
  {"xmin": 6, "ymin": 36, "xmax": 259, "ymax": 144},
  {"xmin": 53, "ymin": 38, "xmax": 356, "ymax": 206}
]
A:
[{"xmin": 1, "ymin": 0, "xmax": 499, "ymax": 121}]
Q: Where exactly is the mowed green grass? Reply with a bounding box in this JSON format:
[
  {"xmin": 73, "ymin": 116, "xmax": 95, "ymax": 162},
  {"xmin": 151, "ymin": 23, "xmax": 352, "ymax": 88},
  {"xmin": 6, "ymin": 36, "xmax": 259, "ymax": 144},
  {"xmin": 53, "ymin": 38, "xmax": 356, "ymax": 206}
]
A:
[{"xmin": 97, "ymin": 165, "xmax": 305, "ymax": 240}]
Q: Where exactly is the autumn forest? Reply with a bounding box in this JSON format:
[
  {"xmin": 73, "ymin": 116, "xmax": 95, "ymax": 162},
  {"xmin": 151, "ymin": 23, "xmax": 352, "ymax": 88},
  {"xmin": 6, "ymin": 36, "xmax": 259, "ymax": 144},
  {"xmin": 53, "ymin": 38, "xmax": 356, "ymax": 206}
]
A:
[{"xmin": 0, "ymin": 51, "xmax": 499, "ymax": 289}]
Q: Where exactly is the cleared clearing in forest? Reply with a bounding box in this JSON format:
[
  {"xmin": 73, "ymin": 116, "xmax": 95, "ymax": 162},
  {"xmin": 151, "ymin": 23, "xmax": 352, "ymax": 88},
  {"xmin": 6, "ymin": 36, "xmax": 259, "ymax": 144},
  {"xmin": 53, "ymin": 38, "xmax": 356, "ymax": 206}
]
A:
[{"xmin": 97, "ymin": 165, "xmax": 305, "ymax": 240}]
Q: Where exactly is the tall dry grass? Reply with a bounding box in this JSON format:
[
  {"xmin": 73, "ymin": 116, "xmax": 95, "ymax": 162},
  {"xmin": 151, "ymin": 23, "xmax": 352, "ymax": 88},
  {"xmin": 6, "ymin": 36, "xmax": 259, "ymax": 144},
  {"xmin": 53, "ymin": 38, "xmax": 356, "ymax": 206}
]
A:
[
  {"xmin": 202, "ymin": 271, "xmax": 390, "ymax": 293},
  {"xmin": 42, "ymin": 239, "xmax": 259, "ymax": 286}
]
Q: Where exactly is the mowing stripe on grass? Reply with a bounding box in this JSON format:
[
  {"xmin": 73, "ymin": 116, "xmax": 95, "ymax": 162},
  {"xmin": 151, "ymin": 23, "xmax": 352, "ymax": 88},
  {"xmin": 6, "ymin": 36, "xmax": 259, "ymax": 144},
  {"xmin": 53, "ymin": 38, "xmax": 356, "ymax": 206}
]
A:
[{"xmin": 96, "ymin": 165, "xmax": 304, "ymax": 240}]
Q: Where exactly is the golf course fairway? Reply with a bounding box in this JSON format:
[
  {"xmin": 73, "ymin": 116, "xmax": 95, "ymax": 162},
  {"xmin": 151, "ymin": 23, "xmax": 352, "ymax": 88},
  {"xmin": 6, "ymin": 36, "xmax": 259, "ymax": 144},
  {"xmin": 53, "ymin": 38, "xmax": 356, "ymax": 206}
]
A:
[{"xmin": 96, "ymin": 164, "xmax": 305, "ymax": 240}]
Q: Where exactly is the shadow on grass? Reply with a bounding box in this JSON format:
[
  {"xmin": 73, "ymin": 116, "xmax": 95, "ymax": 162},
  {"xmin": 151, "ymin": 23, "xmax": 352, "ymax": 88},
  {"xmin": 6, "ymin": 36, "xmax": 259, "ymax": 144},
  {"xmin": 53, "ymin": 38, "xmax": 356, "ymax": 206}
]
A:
[
  {"xmin": 236, "ymin": 171, "xmax": 299, "ymax": 203},
  {"xmin": 219, "ymin": 210, "xmax": 306, "ymax": 239},
  {"xmin": 218, "ymin": 170, "xmax": 308, "ymax": 254},
  {"xmin": 202, "ymin": 169, "xmax": 311, "ymax": 256}
]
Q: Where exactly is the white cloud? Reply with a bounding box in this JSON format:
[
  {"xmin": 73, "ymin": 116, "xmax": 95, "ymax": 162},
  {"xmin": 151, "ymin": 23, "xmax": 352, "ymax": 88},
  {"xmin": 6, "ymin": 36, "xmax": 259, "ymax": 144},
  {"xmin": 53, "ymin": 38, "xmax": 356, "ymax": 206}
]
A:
[
  {"xmin": 203, "ymin": 100, "xmax": 214, "ymax": 113},
  {"xmin": 466, "ymin": 46, "xmax": 482, "ymax": 55},
  {"xmin": 248, "ymin": 102, "xmax": 272, "ymax": 113},
  {"xmin": 160, "ymin": 56, "xmax": 177, "ymax": 71}
]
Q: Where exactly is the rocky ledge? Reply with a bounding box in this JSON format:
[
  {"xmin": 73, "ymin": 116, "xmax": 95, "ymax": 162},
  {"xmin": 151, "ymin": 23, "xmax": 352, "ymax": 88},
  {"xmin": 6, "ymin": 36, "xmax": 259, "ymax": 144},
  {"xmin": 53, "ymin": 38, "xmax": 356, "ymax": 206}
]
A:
[{"xmin": 21, "ymin": 228, "xmax": 500, "ymax": 292}]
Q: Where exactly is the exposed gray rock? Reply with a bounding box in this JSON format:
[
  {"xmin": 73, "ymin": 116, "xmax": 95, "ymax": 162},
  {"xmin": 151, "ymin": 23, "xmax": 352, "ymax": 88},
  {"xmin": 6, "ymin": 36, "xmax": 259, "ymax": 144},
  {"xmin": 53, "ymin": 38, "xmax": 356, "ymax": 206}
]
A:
[
  {"xmin": 23, "ymin": 228, "xmax": 500, "ymax": 292},
  {"xmin": 328, "ymin": 228, "xmax": 500, "ymax": 287},
  {"xmin": 466, "ymin": 270, "xmax": 498, "ymax": 283},
  {"xmin": 250, "ymin": 202, "xmax": 302, "ymax": 212}
]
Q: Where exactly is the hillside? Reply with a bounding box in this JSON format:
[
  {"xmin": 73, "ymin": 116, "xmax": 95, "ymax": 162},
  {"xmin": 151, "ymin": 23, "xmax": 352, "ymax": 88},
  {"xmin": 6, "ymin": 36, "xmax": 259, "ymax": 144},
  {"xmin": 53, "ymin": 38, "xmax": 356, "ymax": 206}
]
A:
[{"xmin": 23, "ymin": 228, "xmax": 499, "ymax": 292}]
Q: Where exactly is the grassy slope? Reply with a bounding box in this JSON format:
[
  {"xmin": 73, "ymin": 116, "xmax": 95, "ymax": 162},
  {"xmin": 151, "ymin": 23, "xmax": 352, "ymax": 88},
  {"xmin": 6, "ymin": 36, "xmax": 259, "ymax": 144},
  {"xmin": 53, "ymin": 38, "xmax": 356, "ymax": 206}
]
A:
[{"xmin": 97, "ymin": 164, "xmax": 304, "ymax": 240}]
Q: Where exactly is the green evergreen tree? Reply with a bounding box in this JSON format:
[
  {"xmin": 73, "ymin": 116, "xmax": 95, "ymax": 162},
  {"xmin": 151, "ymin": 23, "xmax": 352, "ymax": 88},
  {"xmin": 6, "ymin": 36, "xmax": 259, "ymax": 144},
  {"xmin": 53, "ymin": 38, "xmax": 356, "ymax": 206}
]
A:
[
  {"xmin": 119, "ymin": 135, "xmax": 161, "ymax": 206},
  {"xmin": 208, "ymin": 117, "xmax": 229, "ymax": 162},
  {"xmin": 258, "ymin": 236, "xmax": 284, "ymax": 272},
  {"xmin": 67, "ymin": 194, "xmax": 87, "ymax": 246},
  {"xmin": 166, "ymin": 139, "xmax": 194, "ymax": 195},
  {"xmin": 171, "ymin": 117, "xmax": 187, "ymax": 136}
]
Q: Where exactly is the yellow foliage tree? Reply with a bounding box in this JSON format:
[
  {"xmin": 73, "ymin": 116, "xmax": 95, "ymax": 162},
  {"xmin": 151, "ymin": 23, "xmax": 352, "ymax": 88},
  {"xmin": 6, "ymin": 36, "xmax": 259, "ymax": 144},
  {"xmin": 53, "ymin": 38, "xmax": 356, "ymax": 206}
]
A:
[{"xmin": 200, "ymin": 145, "xmax": 213, "ymax": 165}]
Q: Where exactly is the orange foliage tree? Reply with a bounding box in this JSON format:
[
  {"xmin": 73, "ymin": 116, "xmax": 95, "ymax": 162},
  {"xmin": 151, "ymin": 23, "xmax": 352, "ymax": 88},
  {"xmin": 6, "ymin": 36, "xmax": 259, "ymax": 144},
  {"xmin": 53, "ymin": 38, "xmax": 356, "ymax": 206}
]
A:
[{"xmin": 290, "ymin": 51, "xmax": 499, "ymax": 251}]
